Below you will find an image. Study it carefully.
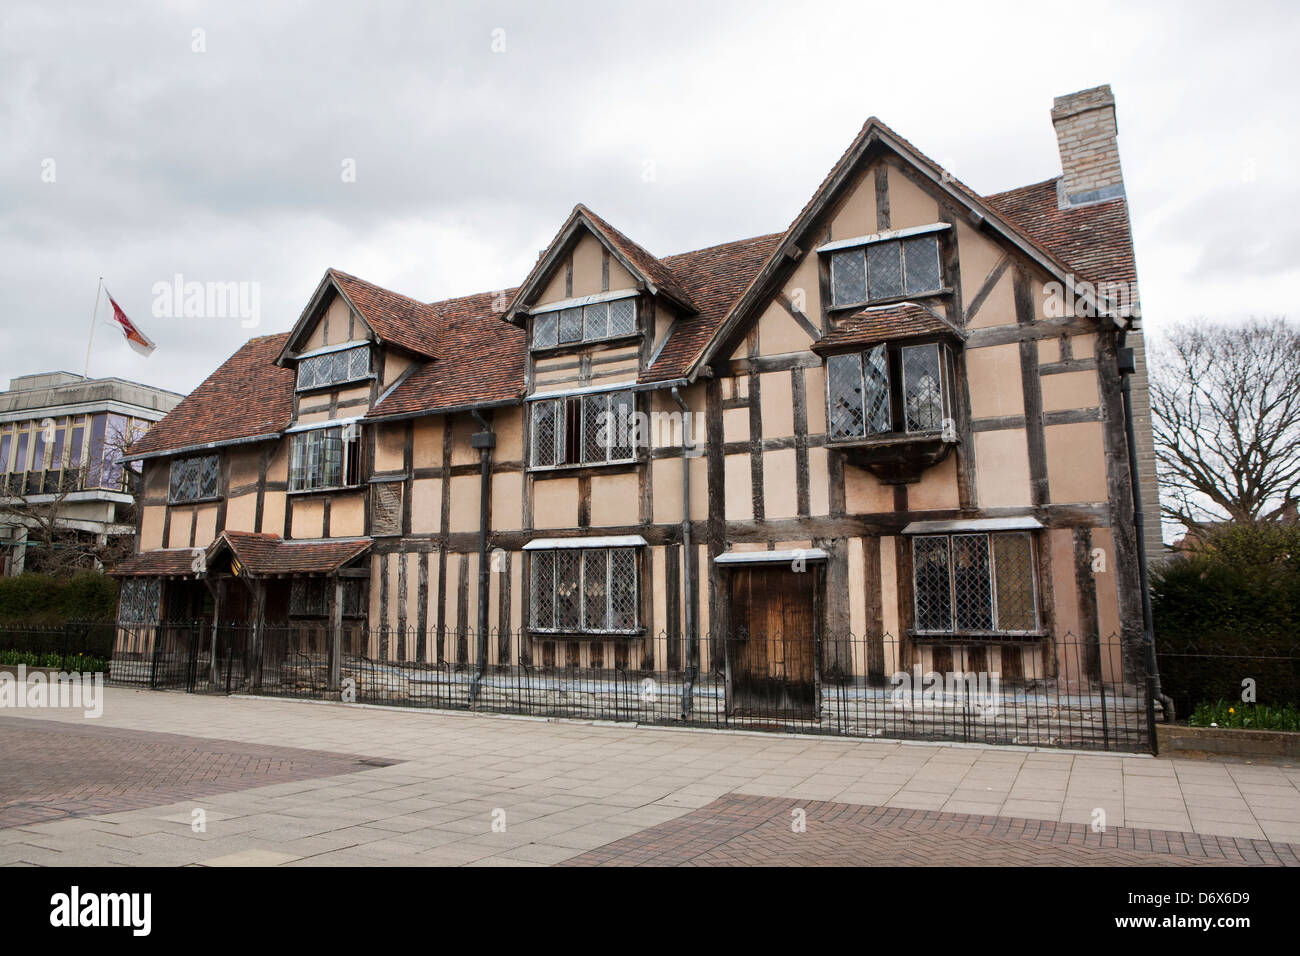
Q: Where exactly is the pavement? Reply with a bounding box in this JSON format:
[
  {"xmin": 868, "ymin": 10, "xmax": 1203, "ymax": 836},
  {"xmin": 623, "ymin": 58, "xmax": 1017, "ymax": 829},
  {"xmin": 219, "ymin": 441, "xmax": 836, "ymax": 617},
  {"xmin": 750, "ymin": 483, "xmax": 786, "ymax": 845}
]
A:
[{"xmin": 1, "ymin": 686, "xmax": 1298, "ymax": 866}]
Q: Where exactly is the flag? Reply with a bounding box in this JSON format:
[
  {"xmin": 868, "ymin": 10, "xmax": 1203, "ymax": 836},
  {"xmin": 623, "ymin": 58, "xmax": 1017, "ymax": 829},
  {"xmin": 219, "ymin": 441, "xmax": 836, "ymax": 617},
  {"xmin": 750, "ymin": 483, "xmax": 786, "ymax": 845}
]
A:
[{"xmin": 103, "ymin": 288, "xmax": 156, "ymax": 357}]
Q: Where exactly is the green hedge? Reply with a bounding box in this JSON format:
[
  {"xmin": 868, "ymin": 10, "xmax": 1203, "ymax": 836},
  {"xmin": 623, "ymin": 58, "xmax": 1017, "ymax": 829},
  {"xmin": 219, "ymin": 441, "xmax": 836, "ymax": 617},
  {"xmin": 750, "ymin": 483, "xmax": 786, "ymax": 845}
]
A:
[
  {"xmin": 1152, "ymin": 524, "xmax": 1300, "ymax": 715},
  {"xmin": 0, "ymin": 572, "xmax": 118, "ymax": 625}
]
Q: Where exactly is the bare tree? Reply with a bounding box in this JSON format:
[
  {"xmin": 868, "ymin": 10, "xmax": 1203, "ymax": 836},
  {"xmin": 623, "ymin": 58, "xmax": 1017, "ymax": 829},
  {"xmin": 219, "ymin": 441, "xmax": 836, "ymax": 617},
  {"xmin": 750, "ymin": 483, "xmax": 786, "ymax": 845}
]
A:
[{"xmin": 1150, "ymin": 317, "xmax": 1300, "ymax": 531}]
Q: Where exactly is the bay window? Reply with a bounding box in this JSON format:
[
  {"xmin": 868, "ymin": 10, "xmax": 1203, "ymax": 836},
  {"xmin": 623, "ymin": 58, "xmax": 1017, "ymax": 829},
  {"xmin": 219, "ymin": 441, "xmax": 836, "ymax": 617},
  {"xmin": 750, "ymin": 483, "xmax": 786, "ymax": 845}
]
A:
[{"xmin": 826, "ymin": 340, "xmax": 955, "ymax": 442}]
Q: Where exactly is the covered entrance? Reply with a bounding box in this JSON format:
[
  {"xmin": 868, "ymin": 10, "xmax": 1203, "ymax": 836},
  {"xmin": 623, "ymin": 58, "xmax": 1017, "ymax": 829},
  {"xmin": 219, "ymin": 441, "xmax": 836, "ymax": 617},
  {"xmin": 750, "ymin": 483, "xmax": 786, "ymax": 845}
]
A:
[{"xmin": 719, "ymin": 551, "xmax": 826, "ymax": 721}]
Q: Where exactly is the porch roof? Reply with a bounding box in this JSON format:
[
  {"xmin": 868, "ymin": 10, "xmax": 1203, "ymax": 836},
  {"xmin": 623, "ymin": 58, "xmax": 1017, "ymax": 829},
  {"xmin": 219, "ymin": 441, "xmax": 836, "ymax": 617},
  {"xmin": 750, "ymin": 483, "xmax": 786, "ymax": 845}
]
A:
[
  {"xmin": 108, "ymin": 548, "xmax": 204, "ymax": 578},
  {"xmin": 208, "ymin": 531, "xmax": 372, "ymax": 577}
]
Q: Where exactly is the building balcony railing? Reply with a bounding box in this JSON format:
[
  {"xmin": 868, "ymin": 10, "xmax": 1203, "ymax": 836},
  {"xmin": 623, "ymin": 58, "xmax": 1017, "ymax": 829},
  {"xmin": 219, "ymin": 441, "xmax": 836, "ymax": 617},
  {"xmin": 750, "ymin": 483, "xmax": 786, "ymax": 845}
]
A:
[{"xmin": 0, "ymin": 468, "xmax": 132, "ymax": 498}]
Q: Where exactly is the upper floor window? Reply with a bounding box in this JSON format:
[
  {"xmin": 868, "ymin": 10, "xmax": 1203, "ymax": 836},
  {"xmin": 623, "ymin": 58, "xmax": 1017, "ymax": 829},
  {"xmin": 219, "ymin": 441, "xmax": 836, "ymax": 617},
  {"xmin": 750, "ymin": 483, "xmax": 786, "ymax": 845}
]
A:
[
  {"xmin": 296, "ymin": 344, "xmax": 371, "ymax": 391},
  {"xmin": 531, "ymin": 390, "xmax": 635, "ymax": 468},
  {"xmin": 826, "ymin": 341, "xmax": 955, "ymax": 442},
  {"xmin": 529, "ymin": 546, "xmax": 640, "ymax": 634},
  {"xmin": 532, "ymin": 297, "xmax": 637, "ymax": 350},
  {"xmin": 169, "ymin": 454, "xmax": 220, "ymax": 503},
  {"xmin": 829, "ymin": 234, "xmax": 942, "ymax": 309},
  {"xmin": 912, "ymin": 532, "xmax": 1038, "ymax": 635},
  {"xmin": 289, "ymin": 423, "xmax": 363, "ymax": 492}
]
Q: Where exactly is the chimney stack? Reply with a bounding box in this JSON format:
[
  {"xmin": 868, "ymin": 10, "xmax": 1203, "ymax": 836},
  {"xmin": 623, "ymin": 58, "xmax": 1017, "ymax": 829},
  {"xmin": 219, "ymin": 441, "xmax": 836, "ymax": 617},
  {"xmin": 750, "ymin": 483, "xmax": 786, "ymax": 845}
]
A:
[{"xmin": 1051, "ymin": 84, "xmax": 1124, "ymax": 208}]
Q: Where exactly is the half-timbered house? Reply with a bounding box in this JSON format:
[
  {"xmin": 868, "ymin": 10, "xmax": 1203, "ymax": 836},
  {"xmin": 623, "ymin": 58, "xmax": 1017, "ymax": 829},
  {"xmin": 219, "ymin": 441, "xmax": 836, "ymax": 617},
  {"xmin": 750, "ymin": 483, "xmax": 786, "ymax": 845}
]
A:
[{"xmin": 112, "ymin": 86, "xmax": 1159, "ymax": 741}]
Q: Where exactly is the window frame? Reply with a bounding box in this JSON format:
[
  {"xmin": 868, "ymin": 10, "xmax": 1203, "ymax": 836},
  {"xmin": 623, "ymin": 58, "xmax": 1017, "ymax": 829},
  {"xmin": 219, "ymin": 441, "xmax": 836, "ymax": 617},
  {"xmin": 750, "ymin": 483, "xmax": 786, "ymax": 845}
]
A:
[
  {"xmin": 168, "ymin": 453, "xmax": 221, "ymax": 504},
  {"xmin": 826, "ymin": 233, "xmax": 945, "ymax": 311},
  {"xmin": 529, "ymin": 389, "xmax": 637, "ymax": 470},
  {"xmin": 528, "ymin": 545, "xmax": 642, "ymax": 636},
  {"xmin": 531, "ymin": 297, "xmax": 639, "ymax": 352},
  {"xmin": 295, "ymin": 344, "xmax": 373, "ymax": 393},
  {"xmin": 825, "ymin": 338, "xmax": 956, "ymax": 444},
  {"xmin": 287, "ymin": 423, "xmax": 364, "ymax": 493},
  {"xmin": 910, "ymin": 531, "xmax": 1041, "ymax": 637}
]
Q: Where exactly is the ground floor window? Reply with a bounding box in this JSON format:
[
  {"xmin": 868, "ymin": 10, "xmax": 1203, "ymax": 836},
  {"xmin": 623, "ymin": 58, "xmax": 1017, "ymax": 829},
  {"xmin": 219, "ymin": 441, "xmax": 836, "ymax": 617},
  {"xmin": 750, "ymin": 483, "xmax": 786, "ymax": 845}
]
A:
[
  {"xmin": 529, "ymin": 547, "xmax": 639, "ymax": 634},
  {"xmin": 118, "ymin": 577, "xmax": 161, "ymax": 625},
  {"xmin": 912, "ymin": 531, "xmax": 1038, "ymax": 635}
]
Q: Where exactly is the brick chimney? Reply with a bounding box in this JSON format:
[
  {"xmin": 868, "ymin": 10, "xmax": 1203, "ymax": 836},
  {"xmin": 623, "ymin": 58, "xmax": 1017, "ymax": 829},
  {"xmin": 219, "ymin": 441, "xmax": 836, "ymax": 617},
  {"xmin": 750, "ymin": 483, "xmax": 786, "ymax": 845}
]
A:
[{"xmin": 1051, "ymin": 84, "xmax": 1124, "ymax": 208}]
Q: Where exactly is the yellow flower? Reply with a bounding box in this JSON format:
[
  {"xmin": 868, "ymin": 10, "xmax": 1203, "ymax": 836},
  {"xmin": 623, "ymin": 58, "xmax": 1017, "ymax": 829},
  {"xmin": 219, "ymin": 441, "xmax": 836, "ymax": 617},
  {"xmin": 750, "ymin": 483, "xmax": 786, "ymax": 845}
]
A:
[{"xmin": 1228, "ymin": 707, "xmax": 1235, "ymax": 714}]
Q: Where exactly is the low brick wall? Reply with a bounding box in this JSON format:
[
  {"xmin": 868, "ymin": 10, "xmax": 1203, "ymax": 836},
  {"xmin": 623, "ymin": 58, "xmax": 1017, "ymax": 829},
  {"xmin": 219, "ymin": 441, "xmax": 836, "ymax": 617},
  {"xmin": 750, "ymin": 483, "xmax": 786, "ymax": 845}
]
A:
[{"xmin": 1158, "ymin": 723, "xmax": 1300, "ymax": 759}]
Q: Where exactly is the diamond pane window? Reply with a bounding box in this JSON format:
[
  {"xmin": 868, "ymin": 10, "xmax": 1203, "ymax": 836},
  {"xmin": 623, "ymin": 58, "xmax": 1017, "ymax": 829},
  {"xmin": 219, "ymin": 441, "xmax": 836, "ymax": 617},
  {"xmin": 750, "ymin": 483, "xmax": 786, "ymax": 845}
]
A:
[
  {"xmin": 531, "ymin": 399, "xmax": 560, "ymax": 467},
  {"xmin": 529, "ymin": 546, "xmax": 640, "ymax": 633},
  {"xmin": 912, "ymin": 532, "xmax": 1038, "ymax": 634},
  {"xmin": 297, "ymin": 345, "xmax": 370, "ymax": 392},
  {"xmin": 170, "ymin": 454, "xmax": 220, "ymax": 503},
  {"xmin": 582, "ymin": 549, "xmax": 607, "ymax": 630},
  {"xmin": 118, "ymin": 577, "xmax": 161, "ymax": 626},
  {"xmin": 583, "ymin": 302, "xmax": 609, "ymax": 340},
  {"xmin": 952, "ymin": 534, "xmax": 993, "ymax": 630},
  {"xmin": 533, "ymin": 311, "xmax": 558, "ymax": 349},
  {"xmin": 609, "ymin": 549, "xmax": 638, "ymax": 630},
  {"xmin": 867, "ymin": 242, "xmax": 904, "ymax": 300},
  {"xmin": 288, "ymin": 425, "xmax": 362, "ymax": 491},
  {"xmin": 831, "ymin": 249, "xmax": 867, "ymax": 306},
  {"xmin": 903, "ymin": 236, "xmax": 942, "ymax": 293},
  {"xmin": 558, "ymin": 307, "xmax": 583, "ymax": 344},
  {"xmin": 827, "ymin": 353, "xmax": 866, "ymax": 440},
  {"xmin": 608, "ymin": 391, "xmax": 635, "ymax": 461},
  {"xmin": 863, "ymin": 344, "xmax": 891, "ymax": 434},
  {"xmin": 902, "ymin": 344, "xmax": 943, "ymax": 433},
  {"xmin": 993, "ymin": 533, "xmax": 1037, "ymax": 631},
  {"xmin": 555, "ymin": 550, "xmax": 581, "ymax": 629},
  {"xmin": 582, "ymin": 394, "xmax": 609, "ymax": 464},
  {"xmin": 609, "ymin": 298, "xmax": 636, "ymax": 336},
  {"xmin": 913, "ymin": 536, "xmax": 952, "ymax": 633},
  {"xmin": 530, "ymin": 550, "xmax": 555, "ymax": 629}
]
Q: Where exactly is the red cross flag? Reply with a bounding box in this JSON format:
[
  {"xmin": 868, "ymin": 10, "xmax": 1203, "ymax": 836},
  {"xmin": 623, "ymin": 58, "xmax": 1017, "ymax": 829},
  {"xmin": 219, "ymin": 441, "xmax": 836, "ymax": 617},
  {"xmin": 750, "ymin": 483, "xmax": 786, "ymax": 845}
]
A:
[{"xmin": 103, "ymin": 288, "xmax": 156, "ymax": 357}]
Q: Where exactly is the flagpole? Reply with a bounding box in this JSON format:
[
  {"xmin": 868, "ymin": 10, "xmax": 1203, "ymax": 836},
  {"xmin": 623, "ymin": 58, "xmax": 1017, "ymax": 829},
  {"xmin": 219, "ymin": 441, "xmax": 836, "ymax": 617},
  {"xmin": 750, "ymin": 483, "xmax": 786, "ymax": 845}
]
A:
[{"xmin": 83, "ymin": 277, "xmax": 103, "ymax": 380}]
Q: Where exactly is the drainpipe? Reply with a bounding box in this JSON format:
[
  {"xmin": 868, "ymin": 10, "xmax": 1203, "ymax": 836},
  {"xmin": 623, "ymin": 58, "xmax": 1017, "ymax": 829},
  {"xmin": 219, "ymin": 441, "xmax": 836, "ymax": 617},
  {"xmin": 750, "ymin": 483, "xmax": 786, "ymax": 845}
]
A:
[
  {"xmin": 468, "ymin": 408, "xmax": 494, "ymax": 704},
  {"xmin": 671, "ymin": 386, "xmax": 697, "ymax": 717},
  {"xmin": 1116, "ymin": 327, "xmax": 1174, "ymax": 724}
]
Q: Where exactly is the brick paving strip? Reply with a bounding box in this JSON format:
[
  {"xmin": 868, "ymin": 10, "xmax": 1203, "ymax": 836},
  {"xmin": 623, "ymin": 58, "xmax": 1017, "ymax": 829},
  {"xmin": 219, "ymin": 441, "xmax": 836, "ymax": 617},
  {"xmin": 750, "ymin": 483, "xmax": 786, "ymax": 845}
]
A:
[
  {"xmin": 567, "ymin": 793, "xmax": 1300, "ymax": 867},
  {"xmin": 0, "ymin": 715, "xmax": 398, "ymax": 830}
]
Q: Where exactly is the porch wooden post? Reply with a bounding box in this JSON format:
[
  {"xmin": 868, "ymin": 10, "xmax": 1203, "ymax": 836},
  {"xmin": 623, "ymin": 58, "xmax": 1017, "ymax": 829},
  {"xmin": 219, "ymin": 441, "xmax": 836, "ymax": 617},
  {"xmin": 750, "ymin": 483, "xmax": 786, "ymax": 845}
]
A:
[
  {"xmin": 328, "ymin": 575, "xmax": 343, "ymax": 692},
  {"xmin": 205, "ymin": 577, "xmax": 224, "ymax": 686},
  {"xmin": 249, "ymin": 578, "xmax": 265, "ymax": 689}
]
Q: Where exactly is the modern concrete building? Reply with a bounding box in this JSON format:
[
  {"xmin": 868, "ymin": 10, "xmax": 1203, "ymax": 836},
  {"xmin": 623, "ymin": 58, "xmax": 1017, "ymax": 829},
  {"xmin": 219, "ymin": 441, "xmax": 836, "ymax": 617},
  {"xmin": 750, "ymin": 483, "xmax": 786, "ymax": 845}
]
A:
[{"xmin": 0, "ymin": 371, "xmax": 183, "ymax": 575}]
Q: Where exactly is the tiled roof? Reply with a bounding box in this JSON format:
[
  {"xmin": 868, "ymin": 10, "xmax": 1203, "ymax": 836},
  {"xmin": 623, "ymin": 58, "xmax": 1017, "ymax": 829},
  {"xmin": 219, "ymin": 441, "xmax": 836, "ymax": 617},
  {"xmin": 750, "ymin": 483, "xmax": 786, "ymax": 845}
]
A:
[
  {"xmin": 109, "ymin": 548, "xmax": 203, "ymax": 577},
  {"xmin": 211, "ymin": 530, "xmax": 371, "ymax": 575},
  {"xmin": 812, "ymin": 303, "xmax": 963, "ymax": 354},
  {"xmin": 328, "ymin": 269, "xmax": 439, "ymax": 359},
  {"xmin": 985, "ymin": 178, "xmax": 1138, "ymax": 288},
  {"xmin": 134, "ymin": 126, "xmax": 1140, "ymax": 452},
  {"xmin": 368, "ymin": 288, "xmax": 527, "ymax": 418},
  {"xmin": 128, "ymin": 334, "xmax": 294, "ymax": 458},
  {"xmin": 640, "ymin": 234, "xmax": 783, "ymax": 383}
]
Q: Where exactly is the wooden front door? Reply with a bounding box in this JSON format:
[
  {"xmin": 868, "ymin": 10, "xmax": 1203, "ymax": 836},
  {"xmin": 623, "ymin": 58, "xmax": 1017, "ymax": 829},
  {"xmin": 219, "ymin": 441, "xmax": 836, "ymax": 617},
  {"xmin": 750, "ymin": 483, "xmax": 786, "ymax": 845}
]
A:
[{"xmin": 726, "ymin": 565, "xmax": 820, "ymax": 720}]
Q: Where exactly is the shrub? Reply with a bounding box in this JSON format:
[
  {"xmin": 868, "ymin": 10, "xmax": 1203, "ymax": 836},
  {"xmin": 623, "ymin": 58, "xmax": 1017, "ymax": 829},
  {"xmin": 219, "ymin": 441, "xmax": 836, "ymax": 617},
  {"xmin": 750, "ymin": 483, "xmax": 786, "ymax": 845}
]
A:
[
  {"xmin": 0, "ymin": 571, "xmax": 118, "ymax": 625},
  {"xmin": 1152, "ymin": 523, "xmax": 1300, "ymax": 717}
]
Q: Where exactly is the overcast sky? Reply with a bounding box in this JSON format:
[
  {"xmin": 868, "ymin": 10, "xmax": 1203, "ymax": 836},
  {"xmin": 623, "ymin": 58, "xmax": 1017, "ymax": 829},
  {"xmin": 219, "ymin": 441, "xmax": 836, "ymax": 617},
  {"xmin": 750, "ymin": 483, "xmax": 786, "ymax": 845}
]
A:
[{"xmin": 2, "ymin": 0, "xmax": 1296, "ymax": 395}]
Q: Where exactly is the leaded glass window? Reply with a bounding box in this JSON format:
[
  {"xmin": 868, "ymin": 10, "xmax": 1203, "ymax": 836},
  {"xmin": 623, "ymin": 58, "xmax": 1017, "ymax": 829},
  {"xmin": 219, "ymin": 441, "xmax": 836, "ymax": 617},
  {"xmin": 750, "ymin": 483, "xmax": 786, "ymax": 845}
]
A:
[
  {"xmin": 530, "ymin": 390, "xmax": 636, "ymax": 467},
  {"xmin": 828, "ymin": 234, "xmax": 943, "ymax": 307},
  {"xmin": 169, "ymin": 454, "xmax": 220, "ymax": 503},
  {"xmin": 297, "ymin": 345, "xmax": 370, "ymax": 391},
  {"xmin": 532, "ymin": 298, "xmax": 637, "ymax": 350},
  {"xmin": 912, "ymin": 532, "xmax": 1038, "ymax": 634},
  {"xmin": 529, "ymin": 547, "xmax": 640, "ymax": 634}
]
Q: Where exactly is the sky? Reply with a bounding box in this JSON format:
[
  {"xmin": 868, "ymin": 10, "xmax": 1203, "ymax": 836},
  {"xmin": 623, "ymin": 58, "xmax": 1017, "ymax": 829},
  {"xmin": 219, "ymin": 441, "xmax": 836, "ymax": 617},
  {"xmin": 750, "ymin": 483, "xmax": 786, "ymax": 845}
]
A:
[{"xmin": 2, "ymin": 0, "xmax": 1297, "ymax": 396}]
